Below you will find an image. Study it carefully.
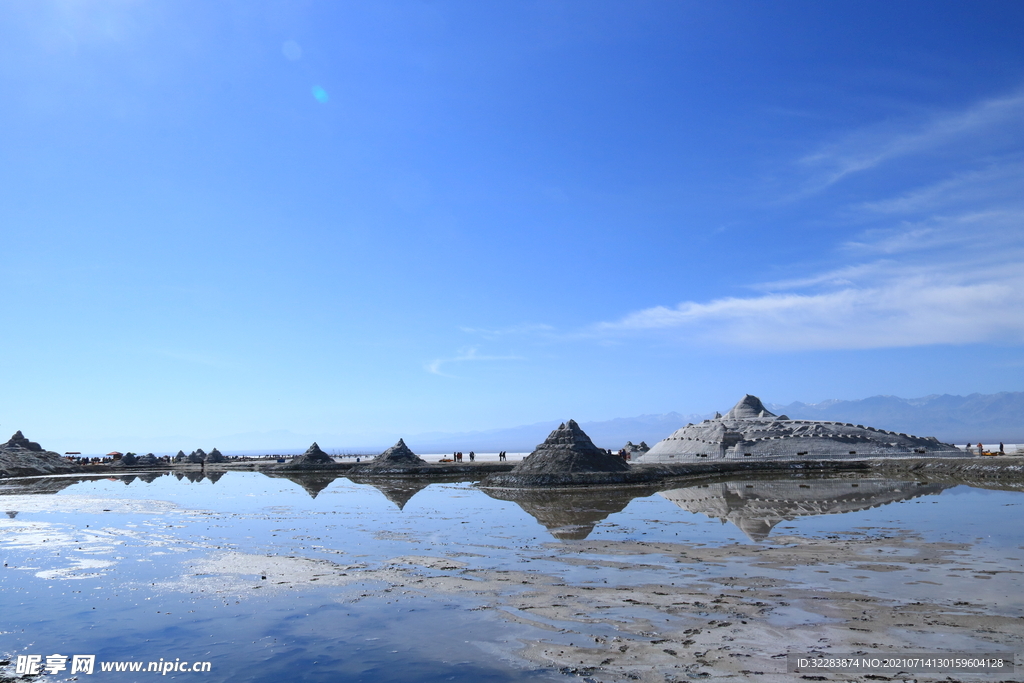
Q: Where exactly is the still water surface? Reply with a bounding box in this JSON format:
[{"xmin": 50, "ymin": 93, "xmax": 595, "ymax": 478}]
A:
[{"xmin": 1, "ymin": 472, "xmax": 1020, "ymax": 681}]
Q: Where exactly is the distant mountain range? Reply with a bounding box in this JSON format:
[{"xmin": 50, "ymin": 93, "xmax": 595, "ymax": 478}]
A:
[
  {"xmin": 405, "ymin": 391, "xmax": 1023, "ymax": 452},
  {"xmin": 407, "ymin": 411, "xmax": 712, "ymax": 454},
  {"xmin": 765, "ymin": 392, "xmax": 1024, "ymax": 445},
  {"xmin": 44, "ymin": 391, "xmax": 1020, "ymax": 456}
]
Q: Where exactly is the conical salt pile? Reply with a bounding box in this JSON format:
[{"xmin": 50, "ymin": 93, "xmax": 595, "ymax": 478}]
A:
[
  {"xmin": 205, "ymin": 447, "xmax": 227, "ymax": 463},
  {"xmin": 287, "ymin": 442, "xmax": 335, "ymax": 465},
  {"xmin": 513, "ymin": 420, "xmax": 629, "ymax": 475},
  {"xmin": 362, "ymin": 439, "xmax": 426, "ymax": 469}
]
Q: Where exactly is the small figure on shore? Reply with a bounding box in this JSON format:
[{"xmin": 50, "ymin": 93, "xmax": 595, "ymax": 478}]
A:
[
  {"xmin": 498, "ymin": 451, "xmax": 506, "ymax": 461},
  {"xmin": 999, "ymin": 442, "xmax": 1005, "ymax": 454},
  {"xmin": 978, "ymin": 442, "xmax": 984, "ymax": 454},
  {"xmin": 469, "ymin": 451, "xmax": 475, "ymax": 462}
]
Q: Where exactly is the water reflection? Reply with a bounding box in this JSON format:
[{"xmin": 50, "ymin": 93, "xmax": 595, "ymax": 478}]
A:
[
  {"xmin": 483, "ymin": 485, "xmax": 661, "ymax": 540},
  {"xmin": 659, "ymin": 477, "xmax": 951, "ymax": 541},
  {"xmin": 264, "ymin": 472, "xmax": 344, "ymax": 499},
  {"xmin": 362, "ymin": 479, "xmax": 431, "ymax": 509}
]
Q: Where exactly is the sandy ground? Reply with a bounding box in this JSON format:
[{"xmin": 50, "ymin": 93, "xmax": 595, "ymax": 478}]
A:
[{"xmin": 153, "ymin": 530, "xmax": 1023, "ymax": 683}]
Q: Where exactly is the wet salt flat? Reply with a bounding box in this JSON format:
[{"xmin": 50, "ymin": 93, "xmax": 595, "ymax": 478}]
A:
[{"xmin": 1, "ymin": 471, "xmax": 1022, "ymax": 682}]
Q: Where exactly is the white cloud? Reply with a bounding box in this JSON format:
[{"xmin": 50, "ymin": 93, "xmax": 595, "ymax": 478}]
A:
[
  {"xmin": 458, "ymin": 323, "xmax": 555, "ymax": 339},
  {"xmin": 594, "ymin": 200, "xmax": 1024, "ymax": 351},
  {"xmin": 426, "ymin": 347, "xmax": 524, "ymax": 377},
  {"xmin": 798, "ymin": 91, "xmax": 1024, "ymax": 192},
  {"xmin": 595, "ymin": 266, "xmax": 1024, "ymax": 350},
  {"xmin": 588, "ymin": 86, "xmax": 1024, "ymax": 352}
]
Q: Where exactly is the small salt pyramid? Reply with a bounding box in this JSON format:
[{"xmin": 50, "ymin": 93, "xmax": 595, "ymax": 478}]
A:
[
  {"xmin": 205, "ymin": 447, "xmax": 227, "ymax": 463},
  {"xmin": 288, "ymin": 442, "xmax": 335, "ymax": 465},
  {"xmin": 372, "ymin": 439, "xmax": 426, "ymax": 465},
  {"xmin": 513, "ymin": 420, "xmax": 629, "ymax": 474}
]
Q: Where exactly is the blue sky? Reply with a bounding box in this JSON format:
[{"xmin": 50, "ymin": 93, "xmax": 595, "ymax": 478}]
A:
[{"xmin": 2, "ymin": 1, "xmax": 1023, "ymax": 451}]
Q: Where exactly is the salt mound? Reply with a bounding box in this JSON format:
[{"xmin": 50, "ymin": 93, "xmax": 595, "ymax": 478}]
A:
[
  {"xmin": 136, "ymin": 453, "xmax": 159, "ymax": 466},
  {"xmin": 205, "ymin": 448, "xmax": 227, "ymax": 463},
  {"xmin": 3, "ymin": 430, "xmax": 43, "ymax": 452},
  {"xmin": 0, "ymin": 431, "xmax": 80, "ymax": 478},
  {"xmin": 355, "ymin": 439, "xmax": 427, "ymax": 472},
  {"xmin": 287, "ymin": 442, "xmax": 335, "ymax": 465},
  {"xmin": 513, "ymin": 420, "xmax": 629, "ymax": 475}
]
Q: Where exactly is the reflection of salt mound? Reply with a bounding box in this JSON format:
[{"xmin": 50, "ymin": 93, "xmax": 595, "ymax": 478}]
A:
[
  {"xmin": 265, "ymin": 471, "xmax": 343, "ymax": 498},
  {"xmin": 365, "ymin": 480, "xmax": 431, "ymax": 510},
  {"xmin": 659, "ymin": 478, "xmax": 951, "ymax": 541},
  {"xmin": 287, "ymin": 442, "xmax": 335, "ymax": 466},
  {"xmin": 0, "ymin": 477, "xmax": 82, "ymax": 496},
  {"xmin": 483, "ymin": 486, "xmax": 655, "ymax": 540},
  {"xmin": 637, "ymin": 394, "xmax": 962, "ymax": 463},
  {"xmin": 514, "ymin": 420, "xmax": 629, "ymax": 475}
]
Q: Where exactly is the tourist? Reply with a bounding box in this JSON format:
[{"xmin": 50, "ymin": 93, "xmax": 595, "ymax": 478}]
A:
[
  {"xmin": 999, "ymin": 442, "xmax": 1004, "ymax": 454},
  {"xmin": 469, "ymin": 451, "xmax": 475, "ymax": 462}
]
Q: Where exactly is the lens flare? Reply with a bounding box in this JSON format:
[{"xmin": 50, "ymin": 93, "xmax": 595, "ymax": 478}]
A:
[
  {"xmin": 311, "ymin": 86, "xmax": 329, "ymax": 103},
  {"xmin": 281, "ymin": 41, "xmax": 302, "ymax": 61}
]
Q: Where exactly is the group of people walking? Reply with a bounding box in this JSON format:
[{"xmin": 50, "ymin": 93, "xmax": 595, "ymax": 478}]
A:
[
  {"xmin": 966, "ymin": 442, "xmax": 1005, "ymax": 455},
  {"xmin": 448, "ymin": 451, "xmax": 510, "ymax": 462}
]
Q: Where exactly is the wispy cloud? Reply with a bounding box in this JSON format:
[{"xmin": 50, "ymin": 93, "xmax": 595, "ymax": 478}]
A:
[
  {"xmin": 458, "ymin": 323, "xmax": 555, "ymax": 339},
  {"xmin": 593, "ymin": 81, "xmax": 1024, "ymax": 352},
  {"xmin": 798, "ymin": 90, "xmax": 1024, "ymax": 193},
  {"xmin": 426, "ymin": 347, "xmax": 524, "ymax": 377},
  {"xmin": 594, "ymin": 264, "xmax": 1024, "ymax": 350}
]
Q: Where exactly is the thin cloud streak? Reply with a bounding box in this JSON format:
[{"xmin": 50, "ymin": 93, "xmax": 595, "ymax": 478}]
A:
[
  {"xmin": 798, "ymin": 90, "xmax": 1024, "ymax": 193},
  {"xmin": 426, "ymin": 347, "xmax": 524, "ymax": 377}
]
